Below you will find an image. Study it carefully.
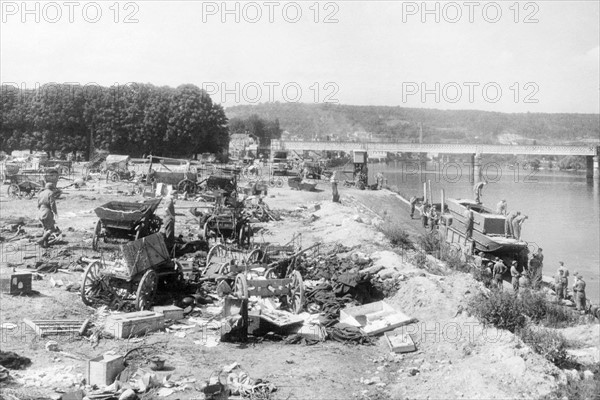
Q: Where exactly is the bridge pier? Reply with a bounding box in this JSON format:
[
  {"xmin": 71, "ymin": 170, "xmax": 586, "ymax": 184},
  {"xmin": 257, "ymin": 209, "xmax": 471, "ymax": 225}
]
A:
[
  {"xmin": 587, "ymin": 155, "xmax": 600, "ymax": 180},
  {"xmin": 470, "ymin": 154, "xmax": 483, "ymax": 183}
]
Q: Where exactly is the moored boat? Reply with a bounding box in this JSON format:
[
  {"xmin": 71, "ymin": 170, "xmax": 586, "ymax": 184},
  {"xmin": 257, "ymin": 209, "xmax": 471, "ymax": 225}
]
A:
[{"xmin": 440, "ymin": 198, "xmax": 528, "ymax": 256}]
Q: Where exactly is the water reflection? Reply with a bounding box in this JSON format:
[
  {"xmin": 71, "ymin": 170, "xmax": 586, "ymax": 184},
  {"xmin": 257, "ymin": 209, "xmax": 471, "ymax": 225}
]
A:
[{"xmin": 368, "ymin": 161, "xmax": 600, "ymax": 302}]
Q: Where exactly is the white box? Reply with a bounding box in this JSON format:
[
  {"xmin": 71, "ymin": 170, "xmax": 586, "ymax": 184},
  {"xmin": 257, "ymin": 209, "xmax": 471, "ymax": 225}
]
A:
[
  {"xmin": 385, "ymin": 330, "xmax": 417, "ymax": 353},
  {"xmin": 340, "ymin": 301, "xmax": 416, "ymax": 336}
]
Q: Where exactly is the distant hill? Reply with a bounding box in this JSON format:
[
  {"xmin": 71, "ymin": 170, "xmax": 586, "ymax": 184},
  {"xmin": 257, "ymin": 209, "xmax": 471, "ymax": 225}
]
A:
[{"xmin": 225, "ymin": 103, "xmax": 600, "ymax": 145}]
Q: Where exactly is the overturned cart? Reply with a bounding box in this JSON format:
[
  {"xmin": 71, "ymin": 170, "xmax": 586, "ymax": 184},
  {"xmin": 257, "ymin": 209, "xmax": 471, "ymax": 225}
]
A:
[
  {"xmin": 92, "ymin": 198, "xmax": 163, "ymax": 251},
  {"xmin": 81, "ymin": 233, "xmax": 181, "ymax": 310}
]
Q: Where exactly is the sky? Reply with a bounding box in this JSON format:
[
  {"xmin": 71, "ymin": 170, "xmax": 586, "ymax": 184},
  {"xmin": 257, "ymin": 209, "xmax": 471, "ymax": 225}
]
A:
[{"xmin": 1, "ymin": 0, "xmax": 599, "ymax": 113}]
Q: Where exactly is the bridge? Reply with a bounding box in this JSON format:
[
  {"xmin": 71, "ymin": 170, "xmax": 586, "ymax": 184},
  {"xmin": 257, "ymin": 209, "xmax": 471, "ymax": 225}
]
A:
[{"xmin": 271, "ymin": 140, "xmax": 600, "ymax": 180}]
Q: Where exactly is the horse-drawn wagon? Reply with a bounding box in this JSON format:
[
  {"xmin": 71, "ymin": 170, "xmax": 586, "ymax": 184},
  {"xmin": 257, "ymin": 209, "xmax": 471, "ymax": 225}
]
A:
[
  {"xmin": 92, "ymin": 198, "xmax": 163, "ymax": 251},
  {"xmin": 81, "ymin": 233, "xmax": 182, "ymax": 310}
]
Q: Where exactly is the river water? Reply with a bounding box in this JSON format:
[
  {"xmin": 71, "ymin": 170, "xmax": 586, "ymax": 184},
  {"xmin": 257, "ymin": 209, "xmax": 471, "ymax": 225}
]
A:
[{"xmin": 365, "ymin": 161, "xmax": 600, "ymax": 303}]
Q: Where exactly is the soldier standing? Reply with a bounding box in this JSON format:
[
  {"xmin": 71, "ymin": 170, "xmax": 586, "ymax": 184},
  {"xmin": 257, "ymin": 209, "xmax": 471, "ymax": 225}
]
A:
[
  {"xmin": 510, "ymin": 261, "xmax": 521, "ymax": 293},
  {"xmin": 493, "ymin": 258, "xmax": 507, "ymax": 289},
  {"xmin": 573, "ymin": 273, "xmax": 587, "ymax": 312}
]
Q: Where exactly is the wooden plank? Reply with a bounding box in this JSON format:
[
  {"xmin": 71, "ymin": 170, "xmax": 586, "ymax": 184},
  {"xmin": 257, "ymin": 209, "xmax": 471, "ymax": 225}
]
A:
[{"xmin": 121, "ymin": 233, "xmax": 169, "ymax": 278}]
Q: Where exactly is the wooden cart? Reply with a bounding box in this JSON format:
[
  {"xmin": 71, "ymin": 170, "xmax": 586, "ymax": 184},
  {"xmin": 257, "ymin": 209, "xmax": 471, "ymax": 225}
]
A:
[
  {"xmin": 234, "ymin": 270, "xmax": 305, "ymax": 314},
  {"xmin": 6, "ymin": 171, "xmax": 60, "ymax": 199},
  {"xmin": 202, "ymin": 208, "xmax": 252, "ymax": 247},
  {"xmin": 81, "ymin": 233, "xmax": 181, "ymax": 310},
  {"xmin": 92, "ymin": 198, "xmax": 163, "ymax": 251}
]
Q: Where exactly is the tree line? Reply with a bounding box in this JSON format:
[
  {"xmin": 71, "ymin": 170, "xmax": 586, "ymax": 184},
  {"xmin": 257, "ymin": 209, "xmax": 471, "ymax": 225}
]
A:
[
  {"xmin": 228, "ymin": 114, "xmax": 282, "ymax": 147},
  {"xmin": 0, "ymin": 83, "xmax": 229, "ymax": 158}
]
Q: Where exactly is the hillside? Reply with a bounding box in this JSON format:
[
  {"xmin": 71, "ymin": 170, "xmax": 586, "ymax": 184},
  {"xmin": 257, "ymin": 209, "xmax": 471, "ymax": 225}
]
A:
[{"xmin": 225, "ymin": 103, "xmax": 600, "ymax": 145}]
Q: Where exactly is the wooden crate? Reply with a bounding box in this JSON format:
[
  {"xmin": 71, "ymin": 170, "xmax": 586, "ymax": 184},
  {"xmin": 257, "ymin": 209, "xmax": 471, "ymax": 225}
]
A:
[
  {"xmin": 384, "ymin": 330, "xmax": 417, "ymax": 353},
  {"xmin": 340, "ymin": 301, "xmax": 416, "ymax": 336},
  {"xmin": 87, "ymin": 354, "xmax": 125, "ymax": 386},
  {"xmin": 104, "ymin": 311, "xmax": 164, "ymax": 338},
  {"xmin": 0, "ymin": 272, "xmax": 32, "ymax": 294},
  {"xmin": 152, "ymin": 305, "xmax": 184, "ymax": 321},
  {"xmin": 120, "ymin": 233, "xmax": 170, "ymax": 279},
  {"xmin": 23, "ymin": 318, "xmax": 88, "ymax": 337}
]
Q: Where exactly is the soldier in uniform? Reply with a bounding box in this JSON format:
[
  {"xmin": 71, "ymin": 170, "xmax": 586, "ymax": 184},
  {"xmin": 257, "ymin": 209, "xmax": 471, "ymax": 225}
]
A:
[
  {"xmin": 37, "ymin": 182, "xmax": 59, "ymax": 248},
  {"xmin": 572, "ymin": 273, "xmax": 587, "ymax": 312}
]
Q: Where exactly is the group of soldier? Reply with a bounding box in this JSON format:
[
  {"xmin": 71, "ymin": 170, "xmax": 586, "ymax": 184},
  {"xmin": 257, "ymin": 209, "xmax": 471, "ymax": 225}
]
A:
[
  {"xmin": 554, "ymin": 261, "xmax": 588, "ymax": 313},
  {"xmin": 496, "ymin": 200, "xmax": 529, "ymax": 241}
]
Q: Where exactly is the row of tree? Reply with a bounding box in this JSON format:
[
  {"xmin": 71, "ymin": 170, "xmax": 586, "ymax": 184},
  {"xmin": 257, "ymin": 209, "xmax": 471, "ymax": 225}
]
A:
[
  {"xmin": 228, "ymin": 114, "xmax": 282, "ymax": 146},
  {"xmin": 0, "ymin": 83, "xmax": 229, "ymax": 158}
]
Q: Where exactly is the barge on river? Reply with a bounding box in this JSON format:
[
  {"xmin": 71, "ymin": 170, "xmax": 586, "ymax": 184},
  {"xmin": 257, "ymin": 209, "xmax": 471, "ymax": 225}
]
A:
[{"xmin": 438, "ymin": 198, "xmax": 529, "ymax": 266}]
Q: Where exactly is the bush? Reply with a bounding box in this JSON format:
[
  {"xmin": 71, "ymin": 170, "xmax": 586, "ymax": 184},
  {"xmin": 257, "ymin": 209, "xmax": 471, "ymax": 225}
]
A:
[
  {"xmin": 541, "ymin": 378, "xmax": 600, "ymax": 400},
  {"xmin": 417, "ymin": 232, "xmax": 441, "ymax": 255},
  {"xmin": 468, "ymin": 290, "xmax": 526, "ymax": 333},
  {"xmin": 518, "ymin": 325, "xmax": 570, "ymax": 367},
  {"xmin": 519, "ymin": 289, "xmax": 549, "ymax": 323},
  {"xmin": 411, "ymin": 251, "xmax": 428, "ymax": 269},
  {"xmin": 379, "ymin": 222, "xmax": 413, "ymax": 250},
  {"xmin": 519, "ymin": 289, "xmax": 578, "ymax": 327}
]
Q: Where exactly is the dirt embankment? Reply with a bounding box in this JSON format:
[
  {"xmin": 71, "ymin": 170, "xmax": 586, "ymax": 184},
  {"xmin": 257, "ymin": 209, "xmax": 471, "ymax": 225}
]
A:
[{"xmin": 0, "ymin": 178, "xmax": 596, "ymax": 400}]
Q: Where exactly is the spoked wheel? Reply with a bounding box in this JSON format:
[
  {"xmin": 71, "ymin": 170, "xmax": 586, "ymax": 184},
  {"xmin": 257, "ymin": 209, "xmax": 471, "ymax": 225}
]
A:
[
  {"xmin": 287, "ymin": 271, "xmax": 305, "ymax": 314},
  {"xmin": 238, "ymin": 223, "xmax": 251, "ymax": 247},
  {"xmin": 109, "ymin": 172, "xmax": 119, "ymax": 182},
  {"xmin": 7, "ymin": 184, "xmax": 20, "ymax": 198},
  {"xmin": 246, "ymin": 249, "xmax": 264, "ymax": 264},
  {"xmin": 24, "ymin": 189, "xmax": 36, "ymax": 199},
  {"xmin": 217, "ymin": 261, "xmax": 233, "ymax": 275},
  {"xmin": 92, "ymin": 220, "xmax": 102, "ymax": 251},
  {"xmin": 136, "ymin": 270, "xmax": 158, "ymax": 310},
  {"xmin": 81, "ymin": 261, "xmax": 106, "ymax": 306},
  {"xmin": 207, "ymin": 244, "xmax": 227, "ymax": 265},
  {"xmin": 147, "ymin": 215, "xmax": 162, "ymax": 234},
  {"xmin": 134, "ymin": 184, "xmax": 145, "ymax": 195},
  {"xmin": 178, "ymin": 179, "xmax": 197, "ymax": 195},
  {"xmin": 264, "ymin": 267, "xmax": 279, "ymax": 279},
  {"xmin": 234, "ymin": 274, "xmax": 248, "ymax": 300}
]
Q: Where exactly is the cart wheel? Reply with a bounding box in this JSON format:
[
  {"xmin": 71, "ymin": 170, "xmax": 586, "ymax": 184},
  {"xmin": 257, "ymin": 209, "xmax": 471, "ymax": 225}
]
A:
[
  {"xmin": 134, "ymin": 184, "xmax": 145, "ymax": 195},
  {"xmin": 217, "ymin": 261, "xmax": 232, "ymax": 275},
  {"xmin": 81, "ymin": 261, "xmax": 105, "ymax": 306},
  {"xmin": 207, "ymin": 244, "xmax": 226, "ymax": 265},
  {"xmin": 109, "ymin": 172, "xmax": 119, "ymax": 182},
  {"xmin": 238, "ymin": 223, "xmax": 251, "ymax": 247},
  {"xmin": 7, "ymin": 184, "xmax": 20, "ymax": 198},
  {"xmin": 246, "ymin": 249, "xmax": 264, "ymax": 264},
  {"xmin": 264, "ymin": 267, "xmax": 279, "ymax": 279},
  {"xmin": 178, "ymin": 179, "xmax": 197, "ymax": 195},
  {"xmin": 276, "ymin": 178, "xmax": 284, "ymax": 188},
  {"xmin": 92, "ymin": 220, "xmax": 102, "ymax": 251},
  {"xmin": 136, "ymin": 270, "xmax": 158, "ymax": 310},
  {"xmin": 287, "ymin": 270, "xmax": 305, "ymax": 314},
  {"xmin": 148, "ymin": 215, "xmax": 162, "ymax": 234},
  {"xmin": 234, "ymin": 274, "xmax": 248, "ymax": 300}
]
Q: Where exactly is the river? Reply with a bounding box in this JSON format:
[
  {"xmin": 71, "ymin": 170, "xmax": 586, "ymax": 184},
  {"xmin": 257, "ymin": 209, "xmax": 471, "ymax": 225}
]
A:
[{"xmin": 365, "ymin": 161, "xmax": 600, "ymax": 303}]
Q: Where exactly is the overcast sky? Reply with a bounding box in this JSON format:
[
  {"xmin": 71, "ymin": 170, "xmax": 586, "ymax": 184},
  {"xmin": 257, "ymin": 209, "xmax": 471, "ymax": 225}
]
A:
[{"xmin": 2, "ymin": 1, "xmax": 599, "ymax": 113}]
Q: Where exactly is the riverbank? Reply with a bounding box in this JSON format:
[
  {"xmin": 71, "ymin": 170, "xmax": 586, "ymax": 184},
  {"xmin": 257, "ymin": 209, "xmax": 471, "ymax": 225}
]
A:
[{"xmin": 0, "ymin": 178, "xmax": 598, "ymax": 399}]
